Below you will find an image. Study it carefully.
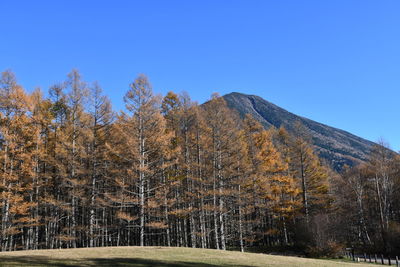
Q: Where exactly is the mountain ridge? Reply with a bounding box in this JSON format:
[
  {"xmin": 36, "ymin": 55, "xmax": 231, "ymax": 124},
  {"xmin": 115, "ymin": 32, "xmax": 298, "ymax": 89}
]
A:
[{"xmin": 223, "ymin": 92, "xmax": 377, "ymax": 170}]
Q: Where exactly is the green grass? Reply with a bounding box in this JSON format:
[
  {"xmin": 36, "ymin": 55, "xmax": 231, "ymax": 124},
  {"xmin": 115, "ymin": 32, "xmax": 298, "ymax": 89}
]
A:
[{"xmin": 0, "ymin": 246, "xmax": 374, "ymax": 267}]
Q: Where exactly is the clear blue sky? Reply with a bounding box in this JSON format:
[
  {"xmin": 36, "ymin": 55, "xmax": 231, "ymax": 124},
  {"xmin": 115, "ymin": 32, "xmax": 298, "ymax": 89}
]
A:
[{"xmin": 1, "ymin": 1, "xmax": 399, "ymax": 151}]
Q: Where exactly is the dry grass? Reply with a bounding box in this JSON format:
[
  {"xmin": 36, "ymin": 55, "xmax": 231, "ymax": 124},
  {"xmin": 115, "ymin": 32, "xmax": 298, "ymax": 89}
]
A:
[{"xmin": 0, "ymin": 246, "xmax": 372, "ymax": 267}]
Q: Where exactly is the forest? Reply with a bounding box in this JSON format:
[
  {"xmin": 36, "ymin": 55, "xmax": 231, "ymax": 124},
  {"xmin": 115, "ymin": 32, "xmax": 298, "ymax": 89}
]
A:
[{"xmin": 0, "ymin": 69, "xmax": 399, "ymax": 257}]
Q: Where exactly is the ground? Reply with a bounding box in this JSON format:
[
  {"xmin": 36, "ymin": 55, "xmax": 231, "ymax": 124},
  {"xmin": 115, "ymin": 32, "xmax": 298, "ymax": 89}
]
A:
[{"xmin": 0, "ymin": 246, "xmax": 373, "ymax": 267}]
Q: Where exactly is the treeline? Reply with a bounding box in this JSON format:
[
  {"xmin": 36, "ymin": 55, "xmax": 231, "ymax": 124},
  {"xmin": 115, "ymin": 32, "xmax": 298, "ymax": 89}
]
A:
[
  {"xmin": 0, "ymin": 70, "xmax": 399, "ymax": 257},
  {"xmin": 335, "ymin": 144, "xmax": 400, "ymax": 256}
]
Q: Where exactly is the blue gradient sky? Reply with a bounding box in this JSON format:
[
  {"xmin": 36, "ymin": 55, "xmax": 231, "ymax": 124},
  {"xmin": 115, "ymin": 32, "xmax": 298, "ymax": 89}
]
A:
[{"xmin": 1, "ymin": 1, "xmax": 399, "ymax": 150}]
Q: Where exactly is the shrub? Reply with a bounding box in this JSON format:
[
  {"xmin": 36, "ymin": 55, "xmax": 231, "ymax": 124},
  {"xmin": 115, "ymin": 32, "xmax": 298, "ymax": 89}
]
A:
[{"xmin": 294, "ymin": 214, "xmax": 345, "ymax": 258}]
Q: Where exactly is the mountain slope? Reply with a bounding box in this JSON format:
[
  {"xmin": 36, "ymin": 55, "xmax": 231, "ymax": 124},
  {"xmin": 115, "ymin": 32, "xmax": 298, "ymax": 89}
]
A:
[{"xmin": 223, "ymin": 92, "xmax": 376, "ymax": 170}]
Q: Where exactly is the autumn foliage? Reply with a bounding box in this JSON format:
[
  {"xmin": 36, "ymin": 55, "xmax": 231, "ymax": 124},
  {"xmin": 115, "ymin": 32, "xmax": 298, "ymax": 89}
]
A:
[{"xmin": 0, "ymin": 69, "xmax": 397, "ymax": 257}]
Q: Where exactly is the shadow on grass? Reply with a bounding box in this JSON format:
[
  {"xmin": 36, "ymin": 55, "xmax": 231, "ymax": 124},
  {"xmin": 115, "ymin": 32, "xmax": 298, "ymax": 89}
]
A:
[{"xmin": 0, "ymin": 256, "xmax": 254, "ymax": 267}]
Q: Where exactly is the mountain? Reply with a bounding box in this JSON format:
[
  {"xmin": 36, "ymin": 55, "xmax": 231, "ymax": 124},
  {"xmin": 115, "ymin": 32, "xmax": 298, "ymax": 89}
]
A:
[{"xmin": 223, "ymin": 92, "xmax": 377, "ymax": 170}]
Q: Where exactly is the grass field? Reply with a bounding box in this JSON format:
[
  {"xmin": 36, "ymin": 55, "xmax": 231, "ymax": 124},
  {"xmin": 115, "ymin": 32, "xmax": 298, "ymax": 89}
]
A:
[{"xmin": 0, "ymin": 246, "xmax": 373, "ymax": 267}]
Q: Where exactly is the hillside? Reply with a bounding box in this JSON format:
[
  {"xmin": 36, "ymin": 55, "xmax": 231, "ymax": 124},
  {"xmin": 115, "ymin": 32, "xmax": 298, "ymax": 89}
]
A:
[
  {"xmin": 0, "ymin": 246, "xmax": 371, "ymax": 267},
  {"xmin": 223, "ymin": 92, "xmax": 377, "ymax": 170}
]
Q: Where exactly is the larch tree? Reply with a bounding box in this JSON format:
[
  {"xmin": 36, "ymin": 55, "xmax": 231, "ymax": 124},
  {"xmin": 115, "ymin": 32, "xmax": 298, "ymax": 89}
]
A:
[
  {"xmin": 202, "ymin": 94, "xmax": 243, "ymax": 250},
  {"xmin": 241, "ymin": 115, "xmax": 299, "ymax": 247},
  {"xmin": 0, "ymin": 70, "xmax": 35, "ymax": 251},
  {"xmin": 109, "ymin": 74, "xmax": 171, "ymax": 246},
  {"xmin": 86, "ymin": 82, "xmax": 114, "ymax": 247},
  {"xmin": 283, "ymin": 123, "xmax": 331, "ymax": 225},
  {"xmin": 368, "ymin": 141, "xmax": 396, "ymax": 252}
]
